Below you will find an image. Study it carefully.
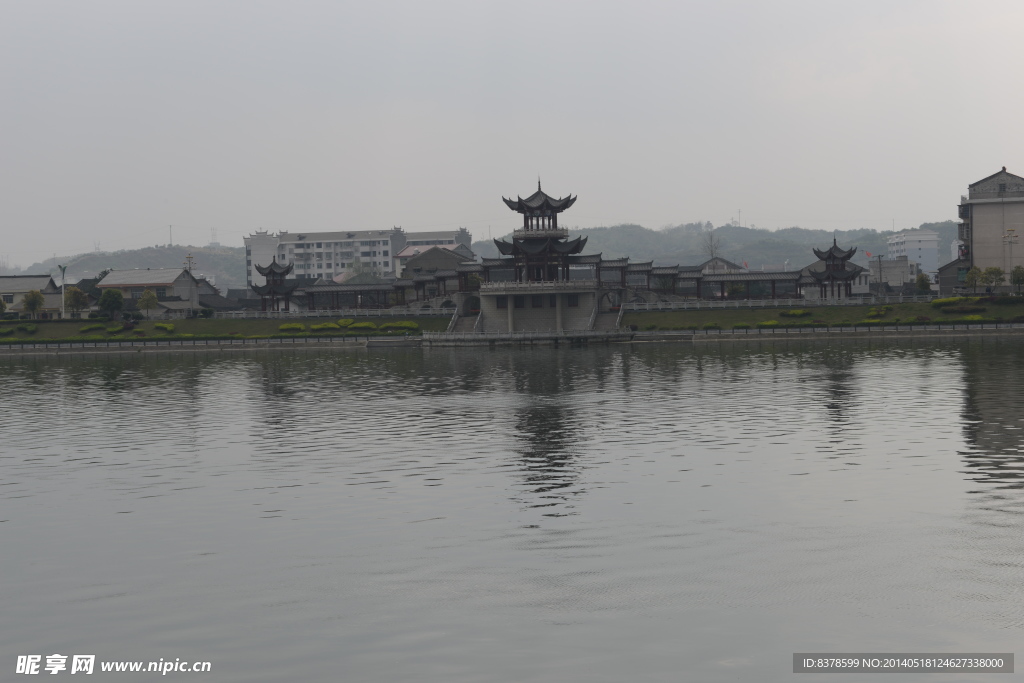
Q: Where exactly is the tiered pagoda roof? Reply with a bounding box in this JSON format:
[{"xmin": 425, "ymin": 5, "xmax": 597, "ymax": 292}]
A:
[
  {"xmin": 254, "ymin": 258, "xmax": 293, "ymax": 277},
  {"xmin": 812, "ymin": 238, "xmax": 857, "ymax": 261},
  {"xmin": 493, "ymin": 235, "xmax": 587, "ymax": 255},
  {"xmin": 502, "ymin": 182, "xmax": 577, "ymax": 215}
]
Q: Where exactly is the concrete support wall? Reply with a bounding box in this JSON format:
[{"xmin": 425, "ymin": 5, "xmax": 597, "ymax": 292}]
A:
[{"xmin": 478, "ymin": 291, "xmax": 596, "ymax": 333}]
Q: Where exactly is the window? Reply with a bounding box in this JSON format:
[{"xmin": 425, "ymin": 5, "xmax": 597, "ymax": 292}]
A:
[
  {"xmin": 496, "ymin": 296, "xmax": 508, "ymax": 309},
  {"xmin": 129, "ymin": 287, "xmax": 143, "ymax": 299},
  {"xmin": 156, "ymin": 288, "xmax": 166, "ymax": 298},
  {"xmin": 384, "ymin": 261, "xmax": 389, "ymax": 268},
  {"xmin": 1000, "ymin": 183, "xmax": 1007, "ymax": 193},
  {"xmin": 514, "ymin": 296, "xmax": 525, "ymax": 309},
  {"xmin": 568, "ymin": 294, "xmax": 580, "ymax": 307},
  {"xmin": 383, "ymin": 250, "xmax": 389, "ymax": 256},
  {"xmin": 326, "ymin": 263, "xmax": 332, "ymax": 269},
  {"xmin": 316, "ymin": 242, "xmax": 322, "ymax": 248},
  {"xmin": 531, "ymin": 295, "xmax": 543, "ymax": 308},
  {"xmin": 2, "ymin": 294, "xmax": 13, "ymax": 304},
  {"xmin": 549, "ymin": 295, "xmax": 557, "ymax": 307},
  {"xmin": 361, "ymin": 251, "xmax": 372, "ymax": 257}
]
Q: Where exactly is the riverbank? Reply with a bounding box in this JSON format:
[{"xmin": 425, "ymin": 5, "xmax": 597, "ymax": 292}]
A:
[{"xmin": 622, "ymin": 296, "xmax": 1024, "ymax": 330}]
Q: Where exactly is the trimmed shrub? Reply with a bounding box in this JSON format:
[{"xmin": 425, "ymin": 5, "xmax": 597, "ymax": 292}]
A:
[
  {"xmin": 0, "ymin": 327, "xmax": 13, "ymax": 336},
  {"xmin": 866, "ymin": 305, "xmax": 893, "ymax": 318},
  {"xmin": 79, "ymin": 324, "xmax": 105, "ymax": 333},
  {"xmin": 15, "ymin": 323, "xmax": 37, "ymax": 334},
  {"xmin": 348, "ymin": 321, "xmax": 377, "ymax": 330},
  {"xmin": 105, "ymin": 325, "xmax": 125, "ymax": 334},
  {"xmin": 702, "ymin": 322, "xmax": 721, "ymax": 330},
  {"xmin": 155, "ymin": 323, "xmax": 175, "ymax": 333},
  {"xmin": 310, "ymin": 322, "xmax": 341, "ymax": 331},
  {"xmin": 931, "ymin": 296, "xmax": 977, "ymax": 308},
  {"xmin": 780, "ymin": 309, "xmax": 811, "ymax": 317},
  {"xmin": 278, "ymin": 322, "xmax": 305, "ymax": 332},
  {"xmin": 940, "ymin": 306, "xmax": 987, "ymax": 314},
  {"xmin": 336, "ymin": 318, "xmax": 354, "ymax": 327},
  {"xmin": 378, "ymin": 321, "xmax": 419, "ymax": 331},
  {"xmin": 756, "ymin": 320, "xmax": 779, "ymax": 328}
]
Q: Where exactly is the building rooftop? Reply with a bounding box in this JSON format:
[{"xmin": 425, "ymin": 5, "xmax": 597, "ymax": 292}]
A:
[{"xmin": 97, "ymin": 269, "xmax": 188, "ymax": 287}]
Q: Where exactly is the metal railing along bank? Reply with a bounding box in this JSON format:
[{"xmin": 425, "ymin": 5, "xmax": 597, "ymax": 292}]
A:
[
  {"xmin": 214, "ymin": 308, "xmax": 453, "ymax": 319},
  {"xmin": 0, "ymin": 337, "xmax": 366, "ymax": 351},
  {"xmin": 422, "ymin": 329, "xmax": 624, "ymax": 342},
  {"xmin": 633, "ymin": 323, "xmax": 1024, "ymax": 336},
  {"xmin": 624, "ymin": 294, "xmax": 936, "ymax": 312}
]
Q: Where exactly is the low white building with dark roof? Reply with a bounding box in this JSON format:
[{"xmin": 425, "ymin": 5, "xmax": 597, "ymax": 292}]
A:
[
  {"xmin": 0, "ymin": 275, "xmax": 62, "ymax": 318},
  {"xmin": 96, "ymin": 268, "xmax": 199, "ymax": 305}
]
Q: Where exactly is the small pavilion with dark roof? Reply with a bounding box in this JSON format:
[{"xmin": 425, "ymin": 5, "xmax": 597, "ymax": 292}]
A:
[
  {"xmin": 252, "ymin": 258, "xmax": 300, "ymax": 311},
  {"xmin": 800, "ymin": 238, "xmax": 865, "ymax": 299}
]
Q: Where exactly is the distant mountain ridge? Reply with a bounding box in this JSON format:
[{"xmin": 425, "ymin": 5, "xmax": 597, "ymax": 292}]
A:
[
  {"xmin": 473, "ymin": 221, "xmax": 958, "ymax": 270},
  {"xmin": 18, "ymin": 245, "xmax": 247, "ymax": 289}
]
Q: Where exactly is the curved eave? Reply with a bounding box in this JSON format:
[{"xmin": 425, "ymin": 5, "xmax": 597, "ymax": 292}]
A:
[
  {"xmin": 502, "ymin": 191, "xmax": 577, "ymax": 214},
  {"xmin": 494, "ymin": 238, "xmax": 515, "ymax": 256},
  {"xmin": 812, "ymin": 245, "xmax": 858, "ymax": 261}
]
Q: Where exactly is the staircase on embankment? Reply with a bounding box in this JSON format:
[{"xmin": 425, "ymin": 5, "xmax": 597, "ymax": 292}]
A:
[{"xmin": 593, "ymin": 312, "xmax": 620, "ymax": 331}]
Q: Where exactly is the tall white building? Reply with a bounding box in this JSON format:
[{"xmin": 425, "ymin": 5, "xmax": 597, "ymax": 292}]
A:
[
  {"xmin": 887, "ymin": 230, "xmax": 939, "ymax": 280},
  {"xmin": 243, "ymin": 227, "xmax": 472, "ymax": 287}
]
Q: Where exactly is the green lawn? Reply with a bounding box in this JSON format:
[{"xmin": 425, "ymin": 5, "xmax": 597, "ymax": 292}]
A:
[
  {"xmin": 0, "ymin": 315, "xmax": 452, "ymax": 341},
  {"xmin": 623, "ymin": 299, "xmax": 1024, "ymax": 330}
]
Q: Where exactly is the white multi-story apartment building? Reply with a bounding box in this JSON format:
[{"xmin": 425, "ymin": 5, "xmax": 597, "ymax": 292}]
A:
[
  {"xmin": 887, "ymin": 230, "xmax": 939, "ymax": 280},
  {"xmin": 244, "ymin": 227, "xmax": 472, "ymax": 287}
]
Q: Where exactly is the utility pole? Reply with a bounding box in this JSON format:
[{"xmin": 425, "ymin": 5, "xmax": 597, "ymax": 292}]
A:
[
  {"xmin": 183, "ymin": 252, "xmax": 196, "ymax": 317},
  {"xmin": 58, "ymin": 264, "xmax": 67, "ymax": 319},
  {"xmin": 1004, "ymin": 229, "xmax": 1018, "ymax": 286},
  {"xmin": 169, "ymin": 225, "xmax": 173, "ymax": 247},
  {"xmin": 877, "ymin": 253, "xmax": 884, "ymax": 296}
]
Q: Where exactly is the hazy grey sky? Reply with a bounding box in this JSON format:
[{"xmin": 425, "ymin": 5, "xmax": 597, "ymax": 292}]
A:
[{"xmin": 2, "ymin": 0, "xmax": 1022, "ymax": 266}]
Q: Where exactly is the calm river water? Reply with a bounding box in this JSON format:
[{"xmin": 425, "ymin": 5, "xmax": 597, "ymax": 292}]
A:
[{"xmin": 2, "ymin": 339, "xmax": 1023, "ymax": 682}]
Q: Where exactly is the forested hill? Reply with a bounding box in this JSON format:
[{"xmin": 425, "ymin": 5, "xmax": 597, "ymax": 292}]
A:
[
  {"xmin": 20, "ymin": 245, "xmax": 247, "ymax": 289},
  {"xmin": 472, "ymin": 221, "xmax": 958, "ymax": 270}
]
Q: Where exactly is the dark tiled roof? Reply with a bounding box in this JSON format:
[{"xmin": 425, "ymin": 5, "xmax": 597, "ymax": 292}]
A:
[{"xmin": 502, "ymin": 184, "xmax": 577, "ymax": 214}]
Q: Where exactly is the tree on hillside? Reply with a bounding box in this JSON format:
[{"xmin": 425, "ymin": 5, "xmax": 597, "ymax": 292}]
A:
[
  {"xmin": 137, "ymin": 289, "xmax": 159, "ymax": 319},
  {"xmin": 0, "ymin": 297, "xmax": 6, "ymax": 315},
  {"xmin": 700, "ymin": 226, "xmax": 722, "ymax": 270},
  {"xmin": 23, "ymin": 290, "xmax": 45, "ymax": 319},
  {"xmin": 964, "ymin": 267, "xmax": 982, "ymax": 293},
  {"xmin": 64, "ymin": 286, "xmax": 90, "ymax": 318},
  {"xmin": 915, "ymin": 272, "xmax": 931, "ymax": 293},
  {"xmin": 1011, "ymin": 265, "xmax": 1024, "ymax": 294},
  {"xmin": 98, "ymin": 289, "xmax": 124, "ymax": 319}
]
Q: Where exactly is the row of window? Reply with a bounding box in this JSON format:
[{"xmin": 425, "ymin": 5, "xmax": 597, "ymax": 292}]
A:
[
  {"xmin": 287, "ymin": 240, "xmax": 388, "ymax": 249},
  {"xmin": 293, "ymin": 261, "xmax": 391, "ymax": 271},
  {"xmin": 495, "ymin": 294, "xmax": 580, "ymax": 309},
  {"xmin": 284, "ymin": 250, "xmax": 388, "ymax": 258}
]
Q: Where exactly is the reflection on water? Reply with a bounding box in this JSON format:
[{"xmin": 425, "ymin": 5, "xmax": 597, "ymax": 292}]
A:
[{"xmin": 1, "ymin": 340, "xmax": 1024, "ymax": 682}]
